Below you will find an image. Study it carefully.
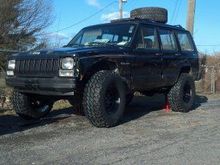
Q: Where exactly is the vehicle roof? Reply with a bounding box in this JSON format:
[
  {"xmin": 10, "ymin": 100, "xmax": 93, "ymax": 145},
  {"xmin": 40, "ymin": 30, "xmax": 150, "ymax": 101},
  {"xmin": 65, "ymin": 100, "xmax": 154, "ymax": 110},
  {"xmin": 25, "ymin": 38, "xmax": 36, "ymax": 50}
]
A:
[{"xmin": 83, "ymin": 18, "xmax": 188, "ymax": 32}]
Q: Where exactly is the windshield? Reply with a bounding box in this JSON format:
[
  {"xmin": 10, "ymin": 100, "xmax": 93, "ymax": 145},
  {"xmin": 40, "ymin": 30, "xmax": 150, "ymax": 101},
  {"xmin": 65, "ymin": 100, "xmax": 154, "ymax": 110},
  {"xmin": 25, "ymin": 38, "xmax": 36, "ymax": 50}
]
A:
[{"xmin": 67, "ymin": 24, "xmax": 136, "ymax": 47}]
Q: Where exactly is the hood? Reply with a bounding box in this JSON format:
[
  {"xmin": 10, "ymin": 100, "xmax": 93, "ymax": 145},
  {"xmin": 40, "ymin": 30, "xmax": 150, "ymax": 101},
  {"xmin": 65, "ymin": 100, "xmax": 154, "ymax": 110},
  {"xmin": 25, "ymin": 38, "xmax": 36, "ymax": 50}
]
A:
[
  {"xmin": 39, "ymin": 46, "xmax": 128, "ymax": 56},
  {"xmin": 11, "ymin": 46, "xmax": 128, "ymax": 59}
]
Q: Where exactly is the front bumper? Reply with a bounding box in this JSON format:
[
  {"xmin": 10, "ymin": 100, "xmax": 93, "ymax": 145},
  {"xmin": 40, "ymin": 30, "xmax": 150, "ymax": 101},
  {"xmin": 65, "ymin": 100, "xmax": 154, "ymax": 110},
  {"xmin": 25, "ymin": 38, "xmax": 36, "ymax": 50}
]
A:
[{"xmin": 6, "ymin": 76, "xmax": 77, "ymax": 96}]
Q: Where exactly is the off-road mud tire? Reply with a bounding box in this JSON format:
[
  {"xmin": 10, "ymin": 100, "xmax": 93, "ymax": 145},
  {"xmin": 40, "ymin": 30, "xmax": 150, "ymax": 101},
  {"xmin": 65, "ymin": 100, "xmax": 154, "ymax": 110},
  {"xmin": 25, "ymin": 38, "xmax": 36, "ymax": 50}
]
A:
[
  {"xmin": 12, "ymin": 91, "xmax": 53, "ymax": 120},
  {"xmin": 83, "ymin": 70, "xmax": 126, "ymax": 128},
  {"xmin": 168, "ymin": 73, "xmax": 195, "ymax": 112}
]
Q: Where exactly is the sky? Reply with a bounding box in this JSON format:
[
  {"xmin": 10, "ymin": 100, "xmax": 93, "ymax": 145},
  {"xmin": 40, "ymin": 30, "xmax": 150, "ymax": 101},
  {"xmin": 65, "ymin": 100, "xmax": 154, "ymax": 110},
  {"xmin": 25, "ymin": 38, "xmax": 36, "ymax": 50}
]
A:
[{"xmin": 45, "ymin": 0, "xmax": 220, "ymax": 54}]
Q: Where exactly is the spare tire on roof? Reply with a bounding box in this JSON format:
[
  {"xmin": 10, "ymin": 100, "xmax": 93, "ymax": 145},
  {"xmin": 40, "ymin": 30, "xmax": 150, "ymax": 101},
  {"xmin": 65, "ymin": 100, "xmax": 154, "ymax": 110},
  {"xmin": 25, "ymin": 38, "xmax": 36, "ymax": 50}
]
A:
[{"xmin": 130, "ymin": 7, "xmax": 168, "ymax": 24}]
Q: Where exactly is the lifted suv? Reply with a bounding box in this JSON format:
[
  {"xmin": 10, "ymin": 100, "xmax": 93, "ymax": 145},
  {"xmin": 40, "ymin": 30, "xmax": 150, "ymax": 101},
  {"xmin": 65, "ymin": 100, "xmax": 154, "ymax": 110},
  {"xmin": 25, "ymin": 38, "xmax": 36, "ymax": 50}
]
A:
[{"xmin": 6, "ymin": 8, "xmax": 200, "ymax": 127}]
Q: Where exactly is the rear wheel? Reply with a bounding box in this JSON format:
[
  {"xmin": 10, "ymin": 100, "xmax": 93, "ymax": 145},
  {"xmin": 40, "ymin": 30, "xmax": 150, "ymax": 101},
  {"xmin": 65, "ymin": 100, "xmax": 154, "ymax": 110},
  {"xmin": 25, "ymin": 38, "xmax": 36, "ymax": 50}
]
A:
[
  {"xmin": 168, "ymin": 73, "xmax": 195, "ymax": 112},
  {"xmin": 12, "ymin": 91, "xmax": 53, "ymax": 120},
  {"xmin": 83, "ymin": 70, "xmax": 126, "ymax": 128}
]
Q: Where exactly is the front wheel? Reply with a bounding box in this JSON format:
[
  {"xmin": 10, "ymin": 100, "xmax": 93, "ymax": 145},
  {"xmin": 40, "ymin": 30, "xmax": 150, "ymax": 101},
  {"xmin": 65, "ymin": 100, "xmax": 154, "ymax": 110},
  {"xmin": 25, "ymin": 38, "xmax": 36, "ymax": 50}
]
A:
[
  {"xmin": 168, "ymin": 73, "xmax": 195, "ymax": 112},
  {"xmin": 12, "ymin": 91, "xmax": 53, "ymax": 120},
  {"xmin": 83, "ymin": 70, "xmax": 126, "ymax": 128}
]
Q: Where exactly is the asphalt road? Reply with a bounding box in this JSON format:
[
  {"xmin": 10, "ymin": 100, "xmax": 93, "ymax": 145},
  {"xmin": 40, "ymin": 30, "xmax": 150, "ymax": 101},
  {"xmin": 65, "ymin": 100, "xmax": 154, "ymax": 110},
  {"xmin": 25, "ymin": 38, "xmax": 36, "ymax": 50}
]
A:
[{"xmin": 0, "ymin": 94, "xmax": 220, "ymax": 165}]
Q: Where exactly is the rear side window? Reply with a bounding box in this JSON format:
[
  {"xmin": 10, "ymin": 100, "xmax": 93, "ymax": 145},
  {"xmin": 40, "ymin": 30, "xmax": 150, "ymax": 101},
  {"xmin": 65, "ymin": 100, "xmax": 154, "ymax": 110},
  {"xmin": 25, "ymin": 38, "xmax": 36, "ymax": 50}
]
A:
[
  {"xmin": 159, "ymin": 29, "xmax": 177, "ymax": 51},
  {"xmin": 177, "ymin": 32, "xmax": 194, "ymax": 51},
  {"xmin": 136, "ymin": 26, "xmax": 159, "ymax": 50}
]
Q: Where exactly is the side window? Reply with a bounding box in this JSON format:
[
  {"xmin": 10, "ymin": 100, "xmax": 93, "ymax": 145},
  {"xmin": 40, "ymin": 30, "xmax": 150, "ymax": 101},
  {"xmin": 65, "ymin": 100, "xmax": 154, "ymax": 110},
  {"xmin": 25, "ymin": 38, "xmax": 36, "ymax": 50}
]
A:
[
  {"xmin": 136, "ymin": 26, "xmax": 159, "ymax": 50},
  {"xmin": 159, "ymin": 29, "xmax": 177, "ymax": 51},
  {"xmin": 177, "ymin": 32, "xmax": 194, "ymax": 51}
]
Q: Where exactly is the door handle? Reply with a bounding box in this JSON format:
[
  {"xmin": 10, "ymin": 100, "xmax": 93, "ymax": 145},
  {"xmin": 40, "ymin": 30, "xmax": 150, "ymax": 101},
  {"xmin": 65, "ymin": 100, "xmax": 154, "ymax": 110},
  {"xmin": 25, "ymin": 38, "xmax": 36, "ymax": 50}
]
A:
[{"xmin": 175, "ymin": 53, "xmax": 181, "ymax": 56}]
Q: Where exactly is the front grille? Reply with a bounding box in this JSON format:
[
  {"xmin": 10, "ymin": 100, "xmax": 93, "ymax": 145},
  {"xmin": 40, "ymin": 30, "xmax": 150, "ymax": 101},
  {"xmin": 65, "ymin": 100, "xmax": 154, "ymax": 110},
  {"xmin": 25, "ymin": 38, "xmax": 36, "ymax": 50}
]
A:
[{"xmin": 15, "ymin": 58, "xmax": 59, "ymax": 77}]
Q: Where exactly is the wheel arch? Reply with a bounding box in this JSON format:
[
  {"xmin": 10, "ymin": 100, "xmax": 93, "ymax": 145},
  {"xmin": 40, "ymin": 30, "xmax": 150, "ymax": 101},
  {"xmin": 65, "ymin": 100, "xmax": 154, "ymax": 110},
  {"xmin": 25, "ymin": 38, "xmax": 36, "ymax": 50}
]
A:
[
  {"xmin": 78, "ymin": 58, "xmax": 130, "ymax": 93},
  {"xmin": 175, "ymin": 65, "xmax": 192, "ymax": 83},
  {"xmin": 180, "ymin": 66, "xmax": 191, "ymax": 74},
  {"xmin": 80, "ymin": 59, "xmax": 118, "ymax": 85}
]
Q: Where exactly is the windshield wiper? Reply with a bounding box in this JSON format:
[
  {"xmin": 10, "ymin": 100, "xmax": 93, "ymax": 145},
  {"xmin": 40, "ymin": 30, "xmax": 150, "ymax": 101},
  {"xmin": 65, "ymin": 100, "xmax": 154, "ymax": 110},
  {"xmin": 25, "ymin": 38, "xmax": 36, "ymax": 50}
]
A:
[{"xmin": 86, "ymin": 42, "xmax": 118, "ymax": 47}]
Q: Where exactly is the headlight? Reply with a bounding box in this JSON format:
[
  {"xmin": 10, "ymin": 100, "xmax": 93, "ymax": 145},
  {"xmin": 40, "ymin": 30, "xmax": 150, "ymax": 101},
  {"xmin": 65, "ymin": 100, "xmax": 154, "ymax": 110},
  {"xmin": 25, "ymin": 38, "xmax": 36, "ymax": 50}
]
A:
[
  {"xmin": 61, "ymin": 57, "xmax": 74, "ymax": 70},
  {"xmin": 8, "ymin": 60, "xmax": 16, "ymax": 70}
]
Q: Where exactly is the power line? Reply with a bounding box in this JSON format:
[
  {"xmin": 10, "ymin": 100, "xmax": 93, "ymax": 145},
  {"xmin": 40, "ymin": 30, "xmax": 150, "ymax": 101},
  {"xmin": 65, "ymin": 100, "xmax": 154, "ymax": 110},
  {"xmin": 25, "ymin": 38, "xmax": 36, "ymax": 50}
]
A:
[
  {"xmin": 171, "ymin": 0, "xmax": 179, "ymax": 24},
  {"xmin": 37, "ymin": 1, "xmax": 117, "ymax": 36},
  {"xmin": 173, "ymin": 0, "xmax": 182, "ymax": 24}
]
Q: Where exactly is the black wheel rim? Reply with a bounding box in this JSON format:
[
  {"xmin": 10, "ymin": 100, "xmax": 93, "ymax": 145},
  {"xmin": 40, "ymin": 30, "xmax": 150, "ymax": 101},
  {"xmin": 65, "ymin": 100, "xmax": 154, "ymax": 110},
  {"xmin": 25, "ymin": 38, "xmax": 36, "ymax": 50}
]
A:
[
  {"xmin": 183, "ymin": 82, "xmax": 192, "ymax": 103},
  {"xmin": 104, "ymin": 83, "xmax": 120, "ymax": 115}
]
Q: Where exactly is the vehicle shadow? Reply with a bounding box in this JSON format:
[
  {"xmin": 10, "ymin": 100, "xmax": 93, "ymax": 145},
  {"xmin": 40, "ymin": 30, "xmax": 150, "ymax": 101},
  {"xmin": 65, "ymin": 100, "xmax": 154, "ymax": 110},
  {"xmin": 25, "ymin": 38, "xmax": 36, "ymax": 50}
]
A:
[
  {"xmin": 121, "ymin": 95, "xmax": 166, "ymax": 124},
  {"xmin": 193, "ymin": 94, "xmax": 208, "ymax": 109},
  {"xmin": 121, "ymin": 94, "xmax": 208, "ymax": 124},
  {"xmin": 0, "ymin": 94, "xmax": 208, "ymax": 136},
  {"xmin": 0, "ymin": 107, "xmax": 81, "ymax": 136}
]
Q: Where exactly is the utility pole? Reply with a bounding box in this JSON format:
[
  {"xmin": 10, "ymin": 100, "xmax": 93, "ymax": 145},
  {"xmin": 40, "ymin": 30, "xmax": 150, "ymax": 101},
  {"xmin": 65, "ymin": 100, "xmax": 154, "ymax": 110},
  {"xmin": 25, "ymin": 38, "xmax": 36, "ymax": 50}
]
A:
[
  {"xmin": 119, "ymin": 0, "xmax": 127, "ymax": 19},
  {"xmin": 119, "ymin": 0, "xmax": 123, "ymax": 19},
  {"xmin": 186, "ymin": 0, "xmax": 196, "ymax": 36}
]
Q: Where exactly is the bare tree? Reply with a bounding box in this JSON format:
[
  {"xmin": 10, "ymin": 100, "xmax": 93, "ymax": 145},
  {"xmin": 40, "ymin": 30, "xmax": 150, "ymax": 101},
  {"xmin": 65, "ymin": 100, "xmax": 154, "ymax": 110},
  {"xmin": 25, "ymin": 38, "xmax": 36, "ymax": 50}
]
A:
[
  {"xmin": 0, "ymin": 0, "xmax": 53, "ymax": 50},
  {"xmin": 0, "ymin": 0, "xmax": 53, "ymax": 70}
]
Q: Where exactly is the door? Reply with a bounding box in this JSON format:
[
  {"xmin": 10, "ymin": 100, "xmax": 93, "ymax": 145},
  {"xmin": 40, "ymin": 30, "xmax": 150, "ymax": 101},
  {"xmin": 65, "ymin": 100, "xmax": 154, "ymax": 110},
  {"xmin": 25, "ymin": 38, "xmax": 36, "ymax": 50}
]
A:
[
  {"xmin": 132, "ymin": 25, "xmax": 163, "ymax": 90},
  {"xmin": 158, "ymin": 28, "xmax": 181, "ymax": 86},
  {"xmin": 176, "ymin": 31, "xmax": 199, "ymax": 79}
]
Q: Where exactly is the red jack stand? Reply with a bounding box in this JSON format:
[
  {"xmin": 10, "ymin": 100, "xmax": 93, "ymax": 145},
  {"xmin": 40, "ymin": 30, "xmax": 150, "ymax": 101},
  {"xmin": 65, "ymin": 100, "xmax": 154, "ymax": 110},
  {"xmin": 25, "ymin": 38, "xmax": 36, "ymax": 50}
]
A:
[{"xmin": 164, "ymin": 95, "xmax": 171, "ymax": 113}]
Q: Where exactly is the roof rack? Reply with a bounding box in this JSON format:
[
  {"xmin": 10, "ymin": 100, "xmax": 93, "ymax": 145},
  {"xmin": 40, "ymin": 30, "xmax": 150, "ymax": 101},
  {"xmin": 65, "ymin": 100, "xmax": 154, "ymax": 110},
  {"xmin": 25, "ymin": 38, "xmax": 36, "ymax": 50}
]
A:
[
  {"xmin": 174, "ymin": 25, "xmax": 184, "ymax": 29},
  {"xmin": 111, "ymin": 17, "xmax": 155, "ymax": 23},
  {"xmin": 110, "ymin": 18, "xmax": 185, "ymax": 30}
]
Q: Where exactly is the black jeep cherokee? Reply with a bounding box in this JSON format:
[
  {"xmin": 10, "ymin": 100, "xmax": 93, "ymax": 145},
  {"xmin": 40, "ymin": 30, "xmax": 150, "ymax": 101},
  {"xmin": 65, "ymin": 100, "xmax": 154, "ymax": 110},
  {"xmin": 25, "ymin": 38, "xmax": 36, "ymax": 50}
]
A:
[{"xmin": 6, "ymin": 8, "xmax": 200, "ymax": 127}]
